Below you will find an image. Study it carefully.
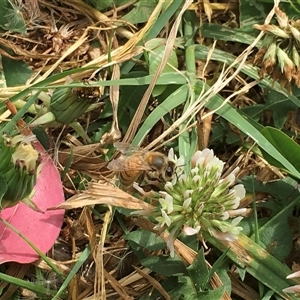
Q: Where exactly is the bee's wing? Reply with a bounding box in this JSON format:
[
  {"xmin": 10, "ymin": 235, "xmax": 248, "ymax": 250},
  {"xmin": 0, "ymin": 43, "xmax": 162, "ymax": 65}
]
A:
[
  {"xmin": 107, "ymin": 155, "xmax": 151, "ymax": 171},
  {"xmin": 113, "ymin": 142, "xmax": 144, "ymax": 155}
]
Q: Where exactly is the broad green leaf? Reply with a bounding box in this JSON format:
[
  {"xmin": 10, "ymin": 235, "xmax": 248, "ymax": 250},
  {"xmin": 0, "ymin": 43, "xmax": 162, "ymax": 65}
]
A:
[
  {"xmin": 239, "ymin": 0, "xmax": 271, "ymax": 32},
  {"xmin": 141, "ymin": 276, "xmax": 183, "ymax": 300},
  {"xmin": 90, "ymin": 0, "xmax": 112, "ymax": 10},
  {"xmin": 2, "ymin": 57, "xmax": 33, "ymax": 86},
  {"xmin": 118, "ymin": 72, "xmax": 149, "ymax": 133},
  {"xmin": 260, "ymin": 127, "xmax": 300, "ymax": 175},
  {"xmin": 122, "ymin": 0, "xmax": 158, "ymax": 24},
  {"xmin": 141, "ymin": 255, "xmax": 186, "ymax": 276},
  {"xmin": 202, "ymin": 23, "xmax": 260, "ymax": 45},
  {"xmin": 99, "ymin": 71, "xmax": 149, "ymax": 133},
  {"xmin": 174, "ymin": 275, "xmax": 226, "ymax": 300},
  {"xmin": 195, "ymin": 288, "xmax": 227, "ymax": 300},
  {"xmin": 257, "ymin": 205, "xmax": 293, "ymax": 261},
  {"xmin": 121, "ymin": 0, "xmax": 183, "ymax": 74},
  {"xmin": 264, "ymin": 91, "xmax": 297, "ymax": 129},
  {"xmin": 242, "ymin": 177, "xmax": 298, "ymax": 212},
  {"xmin": 0, "ymin": 0, "xmax": 26, "ymax": 33},
  {"xmin": 124, "ymin": 229, "xmax": 165, "ymax": 251},
  {"xmin": 198, "ymin": 81, "xmax": 300, "ymax": 179},
  {"xmin": 91, "ymin": 0, "xmax": 129, "ymax": 10},
  {"xmin": 242, "ymin": 177, "xmax": 296, "ymax": 260},
  {"xmin": 187, "ymin": 248, "xmax": 209, "ymax": 291}
]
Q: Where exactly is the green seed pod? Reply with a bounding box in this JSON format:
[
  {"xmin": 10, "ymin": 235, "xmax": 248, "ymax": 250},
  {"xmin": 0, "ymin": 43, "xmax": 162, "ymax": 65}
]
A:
[{"xmin": 50, "ymin": 87, "xmax": 91, "ymax": 124}]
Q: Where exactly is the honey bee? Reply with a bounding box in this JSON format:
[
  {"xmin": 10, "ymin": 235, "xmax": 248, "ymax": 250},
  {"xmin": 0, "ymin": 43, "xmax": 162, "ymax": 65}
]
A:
[{"xmin": 107, "ymin": 142, "xmax": 176, "ymax": 188}]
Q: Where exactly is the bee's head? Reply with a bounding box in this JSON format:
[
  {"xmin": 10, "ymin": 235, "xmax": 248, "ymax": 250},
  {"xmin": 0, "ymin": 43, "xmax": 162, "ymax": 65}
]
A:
[{"xmin": 163, "ymin": 161, "xmax": 176, "ymax": 181}]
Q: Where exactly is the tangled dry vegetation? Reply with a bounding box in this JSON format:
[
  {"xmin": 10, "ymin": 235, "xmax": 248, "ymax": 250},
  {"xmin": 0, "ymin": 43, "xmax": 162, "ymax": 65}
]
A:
[{"xmin": 1, "ymin": 0, "xmax": 300, "ymax": 299}]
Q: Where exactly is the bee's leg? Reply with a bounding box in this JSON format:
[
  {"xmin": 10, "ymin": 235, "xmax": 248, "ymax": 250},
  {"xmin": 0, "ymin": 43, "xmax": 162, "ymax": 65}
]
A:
[{"xmin": 133, "ymin": 183, "xmax": 157, "ymax": 197}]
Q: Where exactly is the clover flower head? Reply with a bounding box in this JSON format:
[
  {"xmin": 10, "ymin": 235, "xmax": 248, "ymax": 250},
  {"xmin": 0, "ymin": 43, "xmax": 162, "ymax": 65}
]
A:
[{"xmin": 146, "ymin": 148, "xmax": 246, "ymax": 257}]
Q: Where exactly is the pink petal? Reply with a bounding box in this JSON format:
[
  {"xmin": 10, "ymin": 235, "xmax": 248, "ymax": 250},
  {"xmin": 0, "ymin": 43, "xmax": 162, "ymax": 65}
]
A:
[{"xmin": 0, "ymin": 140, "xmax": 65, "ymax": 263}]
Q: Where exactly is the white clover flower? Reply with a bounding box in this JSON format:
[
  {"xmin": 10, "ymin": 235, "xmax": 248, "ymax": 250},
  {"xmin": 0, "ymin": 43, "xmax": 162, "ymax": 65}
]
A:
[
  {"xmin": 208, "ymin": 227, "xmax": 238, "ymax": 242},
  {"xmin": 191, "ymin": 166, "xmax": 199, "ymax": 176},
  {"xmin": 220, "ymin": 211, "xmax": 230, "ymax": 220},
  {"xmin": 192, "ymin": 175, "xmax": 201, "ymax": 184},
  {"xmin": 184, "ymin": 189, "xmax": 193, "ymax": 199},
  {"xmin": 166, "ymin": 229, "xmax": 177, "ymax": 258},
  {"xmin": 227, "ymin": 208, "xmax": 247, "ymax": 217},
  {"xmin": 178, "ymin": 174, "xmax": 187, "ymax": 184},
  {"xmin": 206, "ymin": 156, "xmax": 224, "ymax": 173},
  {"xmin": 159, "ymin": 194, "xmax": 174, "ymax": 214},
  {"xmin": 183, "ymin": 225, "xmax": 201, "ymax": 235},
  {"xmin": 156, "ymin": 209, "xmax": 172, "ymax": 227},
  {"xmin": 133, "ymin": 148, "xmax": 246, "ymax": 257},
  {"xmin": 233, "ymin": 184, "xmax": 246, "ymax": 200},
  {"xmin": 220, "ymin": 168, "xmax": 238, "ymax": 186},
  {"xmin": 164, "ymin": 181, "xmax": 174, "ymax": 192},
  {"xmin": 182, "ymin": 197, "xmax": 192, "ymax": 210},
  {"xmin": 168, "ymin": 148, "xmax": 184, "ymax": 177}
]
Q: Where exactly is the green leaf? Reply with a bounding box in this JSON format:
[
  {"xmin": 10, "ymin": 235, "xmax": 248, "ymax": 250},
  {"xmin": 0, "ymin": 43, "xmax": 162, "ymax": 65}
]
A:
[
  {"xmin": 122, "ymin": 0, "xmax": 158, "ymax": 24},
  {"xmin": 124, "ymin": 229, "xmax": 166, "ymax": 251},
  {"xmin": 260, "ymin": 127, "xmax": 300, "ymax": 175},
  {"xmin": 0, "ymin": 172, "xmax": 8, "ymax": 202},
  {"xmin": 257, "ymin": 207, "xmax": 293, "ymax": 261},
  {"xmin": 133, "ymin": 84, "xmax": 189, "ymax": 145},
  {"xmin": 242, "ymin": 177, "xmax": 295, "ymax": 260},
  {"xmin": 239, "ymin": 0, "xmax": 272, "ymax": 32},
  {"xmin": 98, "ymin": 72, "xmax": 149, "ymax": 133},
  {"xmin": 90, "ymin": 0, "xmax": 112, "ymax": 10},
  {"xmin": 202, "ymin": 23, "xmax": 260, "ymax": 45},
  {"xmin": 48, "ymin": 72, "xmax": 187, "ymax": 89},
  {"xmin": 121, "ymin": 0, "xmax": 183, "ymax": 74},
  {"xmin": 141, "ymin": 255, "xmax": 186, "ymax": 276},
  {"xmin": 194, "ymin": 288, "xmax": 227, "ymax": 300},
  {"xmin": 205, "ymin": 233, "xmax": 299, "ymax": 299},
  {"xmin": 148, "ymin": 39, "xmax": 179, "ymax": 97},
  {"xmin": 198, "ymin": 81, "xmax": 300, "ymax": 179},
  {"xmin": 0, "ymin": 0, "xmax": 26, "ymax": 33},
  {"xmin": 187, "ymin": 248, "xmax": 209, "ymax": 292},
  {"xmin": 264, "ymin": 91, "xmax": 297, "ymax": 129},
  {"xmin": 0, "ymin": 271, "xmax": 57, "ymax": 297},
  {"xmin": 52, "ymin": 246, "xmax": 91, "ymax": 300},
  {"xmin": 174, "ymin": 274, "xmax": 226, "ymax": 300},
  {"xmin": 118, "ymin": 72, "xmax": 149, "ymax": 133},
  {"xmin": 141, "ymin": 276, "xmax": 183, "ymax": 300},
  {"xmin": 2, "ymin": 56, "xmax": 33, "ymax": 86}
]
